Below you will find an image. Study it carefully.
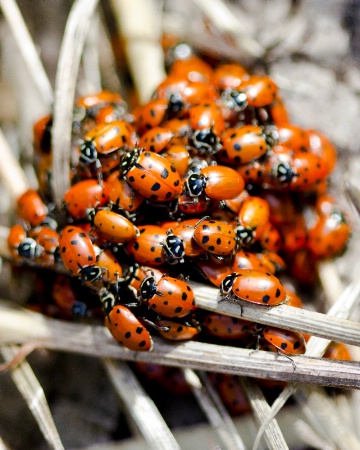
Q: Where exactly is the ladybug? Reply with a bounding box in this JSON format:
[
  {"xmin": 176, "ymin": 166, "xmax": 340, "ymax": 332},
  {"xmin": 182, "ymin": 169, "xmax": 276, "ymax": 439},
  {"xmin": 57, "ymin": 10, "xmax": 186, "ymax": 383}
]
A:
[
  {"xmin": 162, "ymin": 231, "xmax": 185, "ymax": 264},
  {"xmin": 161, "ymin": 144, "xmax": 190, "ymax": 178},
  {"xmin": 91, "ymin": 209, "xmax": 139, "ymax": 243},
  {"xmin": 193, "ymin": 218, "xmax": 237, "ymax": 256},
  {"xmin": 262, "ymin": 326, "xmax": 306, "ymax": 355},
  {"xmin": 203, "ymin": 313, "xmax": 254, "ymax": 340},
  {"xmin": 16, "ymin": 189, "xmax": 48, "ymax": 227},
  {"xmin": 177, "ymin": 186, "xmax": 211, "ymax": 215},
  {"xmin": 134, "ymin": 98, "xmax": 169, "ymax": 135},
  {"xmin": 79, "ymin": 120, "xmax": 133, "ymax": 167},
  {"xmin": 307, "ymin": 129, "xmax": 337, "ymax": 175},
  {"xmin": 211, "ymin": 63, "xmax": 248, "ymax": 90},
  {"xmin": 7, "ymin": 224, "xmax": 28, "ymax": 259},
  {"xmin": 220, "ymin": 270, "xmax": 287, "ymax": 306},
  {"xmin": 76, "ymin": 90, "xmax": 125, "ymax": 111},
  {"xmin": 277, "ymin": 124, "xmax": 309, "ymax": 153},
  {"xmin": 28, "ymin": 226, "xmax": 60, "ymax": 267},
  {"xmin": 237, "ymin": 75, "xmax": 278, "ymax": 108},
  {"xmin": 231, "ymin": 250, "xmax": 270, "ymax": 273},
  {"xmin": 255, "ymin": 251, "xmax": 286, "ymax": 275},
  {"xmin": 236, "ymin": 159, "xmax": 267, "ymax": 185},
  {"xmin": 138, "ymin": 126, "xmax": 174, "ymax": 154},
  {"xmin": 51, "ymin": 274, "xmax": 88, "ymax": 318},
  {"xmin": 33, "ymin": 114, "xmax": 53, "ymax": 154},
  {"xmin": 279, "ymin": 215, "xmax": 307, "ymax": 254},
  {"xmin": 127, "ymin": 264, "xmax": 166, "ymax": 293},
  {"xmin": 139, "ymin": 276, "xmax": 196, "ymax": 318},
  {"xmin": 189, "ymin": 100, "xmax": 225, "ymax": 136},
  {"xmin": 95, "ymin": 248, "xmax": 124, "ymax": 285},
  {"xmin": 211, "ymin": 374, "xmax": 250, "ymax": 415},
  {"xmin": 172, "ymin": 219, "xmax": 206, "ymax": 258},
  {"xmin": 235, "ymin": 196, "xmax": 270, "ymax": 246},
  {"xmin": 219, "ymin": 125, "xmax": 268, "ymax": 166},
  {"xmin": 93, "ymin": 104, "xmax": 125, "ymax": 124},
  {"xmin": 106, "ymin": 171, "xmax": 145, "ymax": 213},
  {"xmin": 194, "ymin": 254, "xmax": 233, "ymax": 287},
  {"xmin": 259, "ymin": 222, "xmax": 282, "ymax": 252},
  {"xmin": 64, "ymin": 179, "xmax": 109, "ymax": 220},
  {"xmin": 169, "ymin": 55, "xmax": 213, "ymax": 82},
  {"xmin": 185, "ymin": 165, "xmax": 245, "ymax": 202},
  {"xmin": 156, "ymin": 319, "xmax": 200, "ymax": 341},
  {"xmin": 105, "ymin": 303, "xmax": 153, "ymax": 352},
  {"xmin": 126, "ymin": 225, "xmax": 167, "ymax": 266},
  {"xmin": 120, "ymin": 148, "xmax": 181, "ymax": 202},
  {"xmin": 267, "ymin": 97, "xmax": 289, "ymax": 126},
  {"xmin": 189, "ymin": 126, "xmax": 221, "ymax": 155},
  {"xmin": 324, "ymin": 342, "xmax": 351, "ymax": 361},
  {"xmin": 289, "ymin": 152, "xmax": 328, "ymax": 191},
  {"xmin": 59, "ymin": 226, "xmax": 102, "ymax": 282},
  {"xmin": 7, "ymin": 224, "xmax": 44, "ymax": 263},
  {"xmin": 284, "ymin": 289, "xmax": 304, "ymax": 309}
]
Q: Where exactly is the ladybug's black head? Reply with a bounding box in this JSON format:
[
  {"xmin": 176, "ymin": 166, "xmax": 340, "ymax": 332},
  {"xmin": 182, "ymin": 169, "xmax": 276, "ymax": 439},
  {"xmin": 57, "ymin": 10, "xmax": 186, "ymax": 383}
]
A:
[
  {"xmin": 120, "ymin": 147, "xmax": 141, "ymax": 176},
  {"xmin": 18, "ymin": 238, "xmax": 43, "ymax": 260},
  {"xmin": 186, "ymin": 173, "xmax": 205, "ymax": 198},
  {"xmin": 168, "ymin": 93, "xmax": 185, "ymax": 116},
  {"xmin": 140, "ymin": 276, "xmax": 157, "ymax": 300},
  {"xmin": 100, "ymin": 289, "xmax": 116, "ymax": 316},
  {"xmin": 191, "ymin": 128, "xmax": 220, "ymax": 154},
  {"xmin": 79, "ymin": 140, "xmax": 98, "ymax": 165},
  {"xmin": 221, "ymin": 89, "xmax": 248, "ymax": 111},
  {"xmin": 220, "ymin": 272, "xmax": 238, "ymax": 297},
  {"xmin": 274, "ymin": 162, "xmax": 296, "ymax": 184},
  {"xmin": 80, "ymin": 265, "xmax": 102, "ymax": 283},
  {"xmin": 163, "ymin": 234, "xmax": 185, "ymax": 264},
  {"xmin": 235, "ymin": 225, "xmax": 255, "ymax": 247}
]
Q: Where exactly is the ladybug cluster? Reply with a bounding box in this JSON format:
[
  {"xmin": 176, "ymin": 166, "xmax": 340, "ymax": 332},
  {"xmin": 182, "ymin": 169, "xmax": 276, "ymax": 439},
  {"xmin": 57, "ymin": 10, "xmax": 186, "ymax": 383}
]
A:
[{"xmin": 7, "ymin": 51, "xmax": 352, "ymax": 358}]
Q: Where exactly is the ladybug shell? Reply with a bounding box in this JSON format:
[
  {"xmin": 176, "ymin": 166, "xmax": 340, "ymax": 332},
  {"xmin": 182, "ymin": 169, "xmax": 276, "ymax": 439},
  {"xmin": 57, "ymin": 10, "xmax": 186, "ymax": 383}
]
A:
[
  {"xmin": 307, "ymin": 213, "xmax": 351, "ymax": 259},
  {"xmin": 126, "ymin": 225, "xmax": 167, "ymax": 266},
  {"xmin": 106, "ymin": 172, "xmax": 145, "ymax": 212},
  {"xmin": 64, "ymin": 180, "xmax": 109, "ymax": 220},
  {"xmin": 135, "ymin": 99, "xmax": 169, "ymax": 135},
  {"xmin": 200, "ymin": 166, "xmax": 245, "ymax": 201},
  {"xmin": 224, "ymin": 270, "xmax": 287, "ymax": 305},
  {"xmin": 161, "ymin": 144, "xmax": 190, "ymax": 178},
  {"xmin": 232, "ymin": 250, "xmax": 271, "ymax": 274},
  {"xmin": 193, "ymin": 219, "xmax": 237, "ymax": 256},
  {"xmin": 211, "ymin": 63, "xmax": 248, "ymax": 90},
  {"xmin": 7, "ymin": 224, "xmax": 27, "ymax": 258},
  {"xmin": 105, "ymin": 305, "xmax": 153, "ymax": 351},
  {"xmin": 128, "ymin": 265, "xmax": 165, "ymax": 293},
  {"xmin": 289, "ymin": 153, "xmax": 328, "ymax": 191},
  {"xmin": 238, "ymin": 196, "xmax": 270, "ymax": 236},
  {"xmin": 240, "ymin": 75, "xmax": 278, "ymax": 108},
  {"xmin": 146, "ymin": 276, "xmax": 196, "ymax": 318},
  {"xmin": 76, "ymin": 90, "xmax": 124, "ymax": 109},
  {"xmin": 178, "ymin": 188, "xmax": 211, "ymax": 215},
  {"xmin": 285, "ymin": 289, "xmax": 304, "ymax": 309},
  {"xmin": 59, "ymin": 226, "xmax": 97, "ymax": 275},
  {"xmin": 307, "ymin": 129, "xmax": 337, "ymax": 175},
  {"xmin": 324, "ymin": 342, "xmax": 351, "ymax": 361},
  {"xmin": 138, "ymin": 127, "xmax": 174, "ymax": 153},
  {"xmin": 93, "ymin": 104, "xmax": 124, "ymax": 124},
  {"xmin": 262, "ymin": 326, "xmax": 306, "ymax": 355},
  {"xmin": 17, "ymin": 189, "xmax": 48, "ymax": 227},
  {"xmin": 236, "ymin": 159, "xmax": 266, "ymax": 185},
  {"xmin": 267, "ymin": 97, "xmax": 289, "ymax": 126},
  {"xmin": 93, "ymin": 210, "xmax": 139, "ymax": 243},
  {"xmin": 157, "ymin": 319, "xmax": 200, "ymax": 341},
  {"xmin": 124, "ymin": 151, "xmax": 181, "ymax": 202},
  {"xmin": 96, "ymin": 248, "xmax": 123, "ymax": 283},
  {"xmin": 255, "ymin": 251, "xmax": 286, "ymax": 275},
  {"xmin": 172, "ymin": 218, "xmax": 206, "ymax": 258},
  {"xmin": 33, "ymin": 114, "xmax": 52, "ymax": 154},
  {"xmin": 259, "ymin": 222, "xmax": 282, "ymax": 252},
  {"xmin": 189, "ymin": 100, "xmax": 225, "ymax": 135},
  {"xmin": 212, "ymin": 374, "xmax": 250, "ymax": 415},
  {"xmin": 81, "ymin": 120, "xmax": 133, "ymax": 154},
  {"xmin": 28, "ymin": 226, "xmax": 60, "ymax": 267},
  {"xmin": 219, "ymin": 125, "xmax": 267, "ymax": 165},
  {"xmin": 169, "ymin": 56, "xmax": 213, "ymax": 82},
  {"xmin": 277, "ymin": 124, "xmax": 309, "ymax": 153},
  {"xmin": 203, "ymin": 313, "xmax": 254, "ymax": 340},
  {"xmin": 195, "ymin": 254, "xmax": 232, "ymax": 287},
  {"xmin": 51, "ymin": 274, "xmax": 79, "ymax": 315}
]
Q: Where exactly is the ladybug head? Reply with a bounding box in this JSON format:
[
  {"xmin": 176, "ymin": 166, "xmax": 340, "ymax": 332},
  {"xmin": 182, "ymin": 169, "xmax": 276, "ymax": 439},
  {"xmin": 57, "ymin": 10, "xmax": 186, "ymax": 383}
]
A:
[
  {"xmin": 100, "ymin": 289, "xmax": 116, "ymax": 316},
  {"xmin": 190, "ymin": 128, "xmax": 221, "ymax": 154},
  {"xmin": 168, "ymin": 93, "xmax": 185, "ymax": 117},
  {"xmin": 220, "ymin": 272, "xmax": 238, "ymax": 297},
  {"xmin": 139, "ymin": 276, "xmax": 157, "ymax": 300},
  {"xmin": 79, "ymin": 140, "xmax": 98, "ymax": 165},
  {"xmin": 80, "ymin": 265, "xmax": 102, "ymax": 283},
  {"xmin": 186, "ymin": 173, "xmax": 205, "ymax": 198},
  {"xmin": 273, "ymin": 162, "xmax": 296, "ymax": 184},
  {"xmin": 18, "ymin": 238, "xmax": 43, "ymax": 260},
  {"xmin": 163, "ymin": 234, "xmax": 185, "ymax": 264},
  {"xmin": 234, "ymin": 224, "xmax": 255, "ymax": 247},
  {"xmin": 71, "ymin": 301, "xmax": 89, "ymax": 319},
  {"xmin": 221, "ymin": 89, "xmax": 248, "ymax": 111},
  {"xmin": 120, "ymin": 147, "xmax": 141, "ymax": 176}
]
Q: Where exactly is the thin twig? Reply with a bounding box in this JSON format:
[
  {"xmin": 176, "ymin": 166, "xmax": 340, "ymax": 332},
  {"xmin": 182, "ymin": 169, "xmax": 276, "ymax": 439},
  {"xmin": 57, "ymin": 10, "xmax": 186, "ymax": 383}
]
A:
[
  {"xmin": 0, "ymin": 345, "xmax": 64, "ymax": 450},
  {"xmin": 294, "ymin": 420, "xmax": 335, "ymax": 450},
  {"xmin": 51, "ymin": 0, "xmax": 100, "ymax": 205},
  {"xmin": 102, "ymin": 360, "xmax": 180, "ymax": 450},
  {"xmin": 0, "ymin": 302, "xmax": 360, "ymax": 389},
  {"xmin": 0, "ymin": 0, "xmax": 53, "ymax": 107}
]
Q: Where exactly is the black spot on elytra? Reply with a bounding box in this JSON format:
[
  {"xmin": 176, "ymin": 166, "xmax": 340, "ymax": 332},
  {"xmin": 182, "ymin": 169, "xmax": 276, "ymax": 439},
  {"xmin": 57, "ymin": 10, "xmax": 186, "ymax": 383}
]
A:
[{"xmin": 262, "ymin": 295, "xmax": 270, "ymax": 303}]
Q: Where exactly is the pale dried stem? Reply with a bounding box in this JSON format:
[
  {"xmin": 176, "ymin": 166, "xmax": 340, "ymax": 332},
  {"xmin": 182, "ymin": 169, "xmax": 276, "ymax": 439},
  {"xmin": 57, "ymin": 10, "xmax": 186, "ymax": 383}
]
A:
[
  {"xmin": 102, "ymin": 360, "xmax": 180, "ymax": 450},
  {"xmin": 0, "ymin": 345, "xmax": 64, "ymax": 450},
  {"xmin": 81, "ymin": 12, "xmax": 102, "ymax": 94},
  {"xmin": 0, "ymin": 129, "xmax": 29, "ymax": 199},
  {"xmin": 51, "ymin": 0, "xmax": 100, "ymax": 205},
  {"xmin": 183, "ymin": 369, "xmax": 245, "ymax": 450},
  {"xmin": 1, "ymin": 302, "xmax": 360, "ymax": 389},
  {"xmin": 240, "ymin": 377, "xmax": 289, "ymax": 450},
  {"xmin": 294, "ymin": 420, "xmax": 335, "ymax": 450},
  {"xmin": 109, "ymin": 0, "xmax": 166, "ymax": 104},
  {"xmin": 0, "ymin": 0, "xmax": 53, "ymax": 108}
]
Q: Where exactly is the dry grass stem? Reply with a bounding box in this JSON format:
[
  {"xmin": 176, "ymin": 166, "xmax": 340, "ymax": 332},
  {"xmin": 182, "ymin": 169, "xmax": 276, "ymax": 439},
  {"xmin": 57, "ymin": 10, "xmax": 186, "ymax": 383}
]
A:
[
  {"xmin": 0, "ymin": 0, "xmax": 53, "ymax": 108},
  {"xmin": 183, "ymin": 369, "xmax": 245, "ymax": 449},
  {"xmin": 1, "ymin": 302, "xmax": 359, "ymax": 389},
  {"xmin": 51, "ymin": 0, "xmax": 100, "ymax": 205},
  {"xmin": 102, "ymin": 360, "xmax": 180, "ymax": 450},
  {"xmin": 0, "ymin": 345, "xmax": 64, "ymax": 450},
  {"xmin": 0, "ymin": 128, "xmax": 29, "ymax": 199},
  {"xmin": 81, "ymin": 12, "xmax": 102, "ymax": 93},
  {"xmin": 191, "ymin": 281, "xmax": 360, "ymax": 347},
  {"xmin": 109, "ymin": 0, "xmax": 166, "ymax": 103},
  {"xmin": 317, "ymin": 260, "xmax": 344, "ymax": 305},
  {"xmin": 294, "ymin": 420, "xmax": 335, "ymax": 450},
  {"xmin": 240, "ymin": 377, "xmax": 289, "ymax": 450}
]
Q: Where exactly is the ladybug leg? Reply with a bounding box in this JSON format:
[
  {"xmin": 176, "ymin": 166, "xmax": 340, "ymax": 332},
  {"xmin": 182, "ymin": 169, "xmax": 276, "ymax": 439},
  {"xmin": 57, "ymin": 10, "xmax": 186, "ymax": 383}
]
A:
[
  {"xmin": 0, "ymin": 342, "xmax": 39, "ymax": 372},
  {"xmin": 277, "ymin": 350, "xmax": 296, "ymax": 371},
  {"xmin": 140, "ymin": 317, "xmax": 170, "ymax": 332}
]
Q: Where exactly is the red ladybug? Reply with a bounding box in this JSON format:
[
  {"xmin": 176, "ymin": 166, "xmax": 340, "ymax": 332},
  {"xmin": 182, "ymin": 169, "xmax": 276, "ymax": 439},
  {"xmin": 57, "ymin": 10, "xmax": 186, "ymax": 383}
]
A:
[
  {"xmin": 169, "ymin": 55, "xmax": 213, "ymax": 82},
  {"xmin": 7, "ymin": 224, "xmax": 28, "ymax": 259},
  {"xmin": 262, "ymin": 326, "xmax": 306, "ymax": 355},
  {"xmin": 64, "ymin": 179, "xmax": 109, "ymax": 220},
  {"xmin": 189, "ymin": 100, "xmax": 225, "ymax": 136},
  {"xmin": 195, "ymin": 255, "xmax": 233, "ymax": 287},
  {"xmin": 161, "ymin": 144, "xmax": 190, "ymax": 178},
  {"xmin": 106, "ymin": 171, "xmax": 145, "ymax": 213},
  {"xmin": 51, "ymin": 274, "xmax": 88, "ymax": 318},
  {"xmin": 203, "ymin": 313, "xmax": 254, "ymax": 340},
  {"xmin": 324, "ymin": 342, "xmax": 351, "ymax": 361},
  {"xmin": 59, "ymin": 226, "xmax": 102, "ymax": 282},
  {"xmin": 33, "ymin": 114, "xmax": 52, "ymax": 154},
  {"xmin": 138, "ymin": 126, "xmax": 174, "ymax": 153},
  {"xmin": 95, "ymin": 248, "xmax": 124, "ymax": 285},
  {"xmin": 134, "ymin": 98, "xmax": 169, "ymax": 135},
  {"xmin": 185, "ymin": 165, "xmax": 245, "ymax": 202},
  {"xmin": 121, "ymin": 148, "xmax": 181, "ymax": 202},
  {"xmin": 231, "ymin": 250, "xmax": 271, "ymax": 273},
  {"xmin": 235, "ymin": 196, "xmax": 270, "ymax": 246},
  {"xmin": 126, "ymin": 225, "xmax": 167, "ymax": 266},
  {"xmin": 193, "ymin": 218, "xmax": 237, "ymax": 256},
  {"xmin": 277, "ymin": 124, "xmax": 309, "ymax": 152},
  {"xmin": 219, "ymin": 125, "xmax": 268, "ymax": 165},
  {"xmin": 139, "ymin": 276, "xmax": 196, "ymax": 318},
  {"xmin": 16, "ymin": 189, "xmax": 48, "ymax": 227},
  {"xmin": 172, "ymin": 218, "xmax": 206, "ymax": 258},
  {"xmin": 157, "ymin": 319, "xmax": 200, "ymax": 341},
  {"xmin": 128, "ymin": 264, "xmax": 166, "ymax": 293},
  {"xmin": 211, "ymin": 63, "xmax": 248, "ymax": 90},
  {"xmin": 105, "ymin": 303, "xmax": 153, "ymax": 351},
  {"xmin": 220, "ymin": 270, "xmax": 286, "ymax": 306},
  {"xmin": 238, "ymin": 75, "xmax": 278, "ymax": 108},
  {"xmin": 76, "ymin": 90, "xmax": 125, "ymax": 111},
  {"xmin": 28, "ymin": 226, "xmax": 60, "ymax": 267},
  {"xmin": 92, "ymin": 209, "xmax": 139, "ymax": 243},
  {"xmin": 307, "ymin": 129, "xmax": 337, "ymax": 175}
]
